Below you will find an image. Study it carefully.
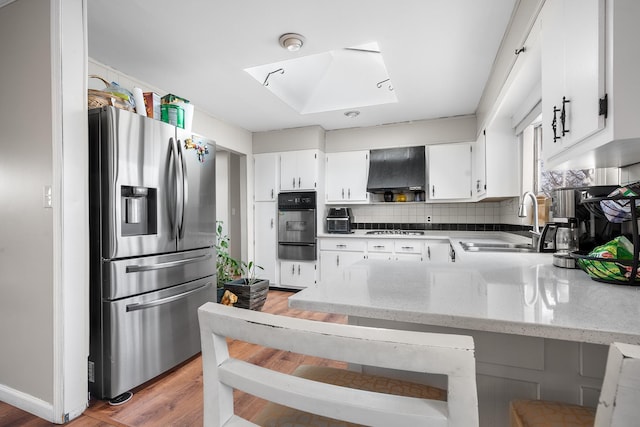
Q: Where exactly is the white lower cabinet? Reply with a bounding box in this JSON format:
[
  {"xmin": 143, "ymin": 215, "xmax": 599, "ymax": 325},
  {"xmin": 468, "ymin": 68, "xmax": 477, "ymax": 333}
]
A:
[
  {"xmin": 424, "ymin": 240, "xmax": 452, "ymax": 262},
  {"xmin": 394, "ymin": 240, "xmax": 423, "ymax": 261},
  {"xmin": 366, "ymin": 240, "xmax": 393, "ymax": 261},
  {"xmin": 320, "ymin": 251, "xmax": 366, "ymax": 281},
  {"xmin": 254, "ymin": 202, "xmax": 278, "ymax": 284},
  {"xmin": 319, "ymin": 239, "xmax": 367, "ymax": 281},
  {"xmin": 279, "ymin": 261, "xmax": 317, "ymax": 289}
]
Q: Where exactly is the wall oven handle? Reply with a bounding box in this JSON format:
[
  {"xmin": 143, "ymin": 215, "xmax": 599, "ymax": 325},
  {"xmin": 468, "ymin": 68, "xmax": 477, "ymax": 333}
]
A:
[
  {"xmin": 278, "ymin": 242, "xmax": 316, "ymax": 247},
  {"xmin": 126, "ymin": 254, "xmax": 213, "ymax": 273},
  {"xmin": 126, "ymin": 282, "xmax": 211, "ymax": 312}
]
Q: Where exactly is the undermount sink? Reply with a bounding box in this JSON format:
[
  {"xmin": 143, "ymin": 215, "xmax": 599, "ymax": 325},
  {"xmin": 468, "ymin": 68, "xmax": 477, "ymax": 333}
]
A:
[{"xmin": 459, "ymin": 241, "xmax": 536, "ymax": 253}]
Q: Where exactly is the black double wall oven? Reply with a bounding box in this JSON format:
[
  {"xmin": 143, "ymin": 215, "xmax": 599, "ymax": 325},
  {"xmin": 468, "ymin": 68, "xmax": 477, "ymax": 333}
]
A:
[{"xmin": 277, "ymin": 191, "xmax": 317, "ymax": 261}]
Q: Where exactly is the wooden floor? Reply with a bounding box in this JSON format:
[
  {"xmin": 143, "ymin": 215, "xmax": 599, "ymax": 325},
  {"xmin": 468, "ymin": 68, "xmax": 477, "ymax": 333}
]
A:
[{"xmin": 0, "ymin": 290, "xmax": 346, "ymax": 426}]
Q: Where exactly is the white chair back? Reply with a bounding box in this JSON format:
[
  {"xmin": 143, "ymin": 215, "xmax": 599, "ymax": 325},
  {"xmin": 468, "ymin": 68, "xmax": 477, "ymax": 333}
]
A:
[
  {"xmin": 595, "ymin": 342, "xmax": 640, "ymax": 426},
  {"xmin": 198, "ymin": 302, "xmax": 478, "ymax": 427}
]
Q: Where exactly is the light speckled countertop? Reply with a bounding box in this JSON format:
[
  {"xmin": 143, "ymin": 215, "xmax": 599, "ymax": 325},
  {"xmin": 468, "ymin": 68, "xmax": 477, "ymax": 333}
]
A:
[{"xmin": 291, "ymin": 233, "xmax": 640, "ymax": 345}]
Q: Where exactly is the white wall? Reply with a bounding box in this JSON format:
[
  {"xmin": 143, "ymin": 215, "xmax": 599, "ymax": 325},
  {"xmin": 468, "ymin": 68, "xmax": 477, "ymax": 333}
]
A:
[
  {"xmin": 253, "ymin": 125, "xmax": 325, "ymax": 153},
  {"xmin": 325, "ymin": 115, "xmax": 476, "ymax": 152},
  {"xmin": 0, "ymin": 0, "xmax": 54, "ymax": 404},
  {"xmin": 0, "ymin": 0, "xmax": 88, "ymax": 422}
]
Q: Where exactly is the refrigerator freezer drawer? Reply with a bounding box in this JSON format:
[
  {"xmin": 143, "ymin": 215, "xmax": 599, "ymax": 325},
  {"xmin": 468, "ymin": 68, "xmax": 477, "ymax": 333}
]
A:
[
  {"xmin": 103, "ymin": 247, "xmax": 215, "ymax": 300},
  {"xmin": 89, "ymin": 277, "xmax": 215, "ymax": 399}
]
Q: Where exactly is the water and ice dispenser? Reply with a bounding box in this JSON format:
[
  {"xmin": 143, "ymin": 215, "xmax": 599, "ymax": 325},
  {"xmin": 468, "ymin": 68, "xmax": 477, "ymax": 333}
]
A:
[{"xmin": 121, "ymin": 185, "xmax": 157, "ymax": 236}]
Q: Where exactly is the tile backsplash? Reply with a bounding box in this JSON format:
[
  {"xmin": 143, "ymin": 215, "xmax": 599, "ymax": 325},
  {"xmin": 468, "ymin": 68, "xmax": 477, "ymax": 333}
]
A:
[{"xmin": 348, "ymin": 197, "xmax": 523, "ymax": 226}]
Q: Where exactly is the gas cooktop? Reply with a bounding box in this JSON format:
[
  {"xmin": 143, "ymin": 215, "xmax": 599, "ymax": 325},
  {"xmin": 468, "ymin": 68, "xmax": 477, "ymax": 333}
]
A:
[{"xmin": 365, "ymin": 230, "xmax": 425, "ymax": 236}]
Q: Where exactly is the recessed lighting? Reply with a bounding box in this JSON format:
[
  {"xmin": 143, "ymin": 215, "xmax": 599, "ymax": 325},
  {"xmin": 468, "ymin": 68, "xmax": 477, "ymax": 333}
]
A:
[
  {"xmin": 279, "ymin": 33, "xmax": 305, "ymax": 52},
  {"xmin": 344, "ymin": 110, "xmax": 360, "ymax": 118}
]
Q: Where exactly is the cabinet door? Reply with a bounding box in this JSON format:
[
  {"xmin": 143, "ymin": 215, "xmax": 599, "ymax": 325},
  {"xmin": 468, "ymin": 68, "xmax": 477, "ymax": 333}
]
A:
[
  {"xmin": 254, "ymin": 153, "xmax": 278, "ymax": 201},
  {"xmin": 326, "ymin": 151, "xmax": 369, "ymax": 203},
  {"xmin": 485, "ymin": 118, "xmax": 519, "ymax": 199},
  {"xmin": 319, "ymin": 250, "xmax": 365, "ymax": 281},
  {"xmin": 540, "ymin": 0, "xmax": 565, "ymax": 158},
  {"xmin": 279, "ymin": 151, "xmax": 298, "ymax": 191},
  {"xmin": 541, "ymin": 0, "xmax": 605, "ymax": 158},
  {"xmin": 279, "ymin": 150, "xmax": 319, "ymax": 191},
  {"xmin": 424, "ymin": 241, "xmax": 451, "ymax": 263},
  {"xmin": 254, "ymin": 202, "xmax": 277, "ymax": 284},
  {"xmin": 473, "ymin": 132, "xmax": 487, "ymax": 198},
  {"xmin": 297, "ymin": 150, "xmax": 319, "ymax": 191},
  {"xmin": 428, "ymin": 143, "xmax": 472, "ymax": 200},
  {"xmin": 563, "ymin": 0, "xmax": 605, "ymax": 146},
  {"xmin": 279, "ymin": 261, "xmax": 316, "ymax": 288}
]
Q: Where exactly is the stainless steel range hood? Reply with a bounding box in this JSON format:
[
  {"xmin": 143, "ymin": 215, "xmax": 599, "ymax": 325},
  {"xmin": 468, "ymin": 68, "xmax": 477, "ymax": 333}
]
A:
[{"xmin": 366, "ymin": 146, "xmax": 426, "ymax": 193}]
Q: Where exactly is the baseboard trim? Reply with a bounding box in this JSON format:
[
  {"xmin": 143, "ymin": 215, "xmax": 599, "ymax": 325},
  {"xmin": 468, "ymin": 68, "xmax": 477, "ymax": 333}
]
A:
[{"xmin": 0, "ymin": 383, "xmax": 54, "ymax": 423}]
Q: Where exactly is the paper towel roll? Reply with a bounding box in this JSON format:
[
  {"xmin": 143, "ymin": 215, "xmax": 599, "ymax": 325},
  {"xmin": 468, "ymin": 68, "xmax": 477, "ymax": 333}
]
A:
[{"xmin": 132, "ymin": 87, "xmax": 147, "ymax": 116}]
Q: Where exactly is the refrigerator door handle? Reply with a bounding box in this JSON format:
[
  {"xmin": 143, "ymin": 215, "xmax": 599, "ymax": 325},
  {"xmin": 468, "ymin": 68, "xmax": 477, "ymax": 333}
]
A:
[
  {"xmin": 125, "ymin": 253, "xmax": 213, "ymax": 273},
  {"xmin": 168, "ymin": 137, "xmax": 180, "ymax": 238},
  {"xmin": 125, "ymin": 282, "xmax": 212, "ymax": 312},
  {"xmin": 177, "ymin": 139, "xmax": 188, "ymax": 239}
]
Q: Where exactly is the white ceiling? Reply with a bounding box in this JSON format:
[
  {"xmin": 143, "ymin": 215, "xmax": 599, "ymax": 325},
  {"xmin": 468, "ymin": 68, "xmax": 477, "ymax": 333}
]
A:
[{"xmin": 87, "ymin": 0, "xmax": 517, "ymax": 133}]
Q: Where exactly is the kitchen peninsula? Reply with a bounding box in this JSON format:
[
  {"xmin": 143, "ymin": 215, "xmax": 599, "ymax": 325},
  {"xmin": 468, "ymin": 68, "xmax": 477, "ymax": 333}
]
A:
[{"xmin": 289, "ymin": 232, "xmax": 640, "ymax": 427}]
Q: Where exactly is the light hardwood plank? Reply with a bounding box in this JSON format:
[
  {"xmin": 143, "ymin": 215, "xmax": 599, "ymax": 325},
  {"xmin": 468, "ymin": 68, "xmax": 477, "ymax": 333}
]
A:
[{"xmin": 0, "ymin": 290, "xmax": 346, "ymax": 426}]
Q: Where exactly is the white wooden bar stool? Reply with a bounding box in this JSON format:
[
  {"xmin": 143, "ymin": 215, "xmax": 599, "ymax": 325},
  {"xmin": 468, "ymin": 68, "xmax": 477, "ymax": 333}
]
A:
[
  {"xmin": 198, "ymin": 302, "xmax": 479, "ymax": 427},
  {"xmin": 510, "ymin": 342, "xmax": 640, "ymax": 427}
]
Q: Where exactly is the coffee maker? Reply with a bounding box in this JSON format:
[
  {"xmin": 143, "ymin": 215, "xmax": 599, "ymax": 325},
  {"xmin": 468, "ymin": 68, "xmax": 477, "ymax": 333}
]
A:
[{"xmin": 547, "ymin": 186, "xmax": 619, "ymax": 268}]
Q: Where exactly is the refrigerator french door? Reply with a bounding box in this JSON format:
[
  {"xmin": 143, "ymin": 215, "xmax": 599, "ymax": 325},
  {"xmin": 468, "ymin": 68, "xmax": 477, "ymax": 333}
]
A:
[{"xmin": 88, "ymin": 106, "xmax": 216, "ymax": 400}]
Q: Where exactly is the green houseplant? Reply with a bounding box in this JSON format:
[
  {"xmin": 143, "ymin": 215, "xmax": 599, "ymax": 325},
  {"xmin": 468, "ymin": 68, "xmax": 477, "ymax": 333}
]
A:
[{"xmin": 215, "ymin": 222, "xmax": 269, "ymax": 309}]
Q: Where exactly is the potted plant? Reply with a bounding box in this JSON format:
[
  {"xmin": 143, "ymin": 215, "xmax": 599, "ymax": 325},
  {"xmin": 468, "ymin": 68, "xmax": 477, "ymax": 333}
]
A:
[
  {"xmin": 224, "ymin": 260, "xmax": 269, "ymax": 311},
  {"xmin": 215, "ymin": 222, "xmax": 242, "ymax": 302},
  {"xmin": 215, "ymin": 222, "xmax": 269, "ymax": 310}
]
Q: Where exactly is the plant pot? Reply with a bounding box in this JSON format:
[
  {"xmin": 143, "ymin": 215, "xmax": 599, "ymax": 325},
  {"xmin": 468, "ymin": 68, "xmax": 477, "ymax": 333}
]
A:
[
  {"xmin": 216, "ymin": 287, "xmax": 225, "ymax": 303},
  {"xmin": 223, "ymin": 278, "xmax": 270, "ymax": 311}
]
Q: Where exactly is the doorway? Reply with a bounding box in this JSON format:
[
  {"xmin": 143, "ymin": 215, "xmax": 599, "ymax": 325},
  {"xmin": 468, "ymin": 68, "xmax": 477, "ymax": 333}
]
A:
[{"xmin": 216, "ymin": 149, "xmax": 246, "ymax": 261}]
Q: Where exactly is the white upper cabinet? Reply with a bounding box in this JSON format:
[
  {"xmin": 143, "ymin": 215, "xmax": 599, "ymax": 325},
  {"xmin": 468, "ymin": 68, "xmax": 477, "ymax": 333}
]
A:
[
  {"xmin": 325, "ymin": 151, "xmax": 369, "ymax": 203},
  {"xmin": 475, "ymin": 117, "xmax": 520, "ymax": 200},
  {"xmin": 473, "ymin": 132, "xmax": 487, "ymax": 197},
  {"xmin": 280, "ymin": 149, "xmax": 320, "ymax": 191},
  {"xmin": 428, "ymin": 143, "xmax": 472, "ymax": 200},
  {"xmin": 254, "ymin": 153, "xmax": 279, "ymax": 201},
  {"xmin": 541, "ymin": 0, "xmax": 605, "ymax": 160}
]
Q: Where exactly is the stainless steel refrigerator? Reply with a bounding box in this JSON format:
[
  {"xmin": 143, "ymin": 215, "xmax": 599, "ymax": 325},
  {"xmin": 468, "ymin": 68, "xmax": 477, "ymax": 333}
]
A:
[{"xmin": 88, "ymin": 106, "xmax": 216, "ymax": 400}]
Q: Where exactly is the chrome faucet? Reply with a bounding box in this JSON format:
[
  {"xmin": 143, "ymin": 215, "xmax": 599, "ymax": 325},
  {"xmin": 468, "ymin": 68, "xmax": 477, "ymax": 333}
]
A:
[{"xmin": 518, "ymin": 191, "xmax": 542, "ymax": 251}]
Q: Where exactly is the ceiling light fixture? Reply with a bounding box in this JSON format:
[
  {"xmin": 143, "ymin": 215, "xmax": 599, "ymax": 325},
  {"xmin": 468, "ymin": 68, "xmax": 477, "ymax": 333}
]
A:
[
  {"xmin": 344, "ymin": 110, "xmax": 360, "ymax": 118},
  {"xmin": 279, "ymin": 33, "xmax": 305, "ymax": 52}
]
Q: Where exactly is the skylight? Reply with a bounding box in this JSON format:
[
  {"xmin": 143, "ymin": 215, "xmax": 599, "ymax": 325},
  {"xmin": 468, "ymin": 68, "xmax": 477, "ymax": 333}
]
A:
[{"xmin": 245, "ymin": 42, "xmax": 397, "ymax": 115}]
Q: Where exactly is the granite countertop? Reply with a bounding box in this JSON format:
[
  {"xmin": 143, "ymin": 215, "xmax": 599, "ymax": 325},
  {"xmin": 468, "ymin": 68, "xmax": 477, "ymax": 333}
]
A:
[{"xmin": 290, "ymin": 238, "xmax": 640, "ymax": 345}]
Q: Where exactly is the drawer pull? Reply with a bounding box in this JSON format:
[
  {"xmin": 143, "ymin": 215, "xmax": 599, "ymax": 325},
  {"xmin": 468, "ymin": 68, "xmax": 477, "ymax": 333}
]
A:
[
  {"xmin": 401, "ymin": 246, "xmax": 414, "ymax": 250},
  {"xmin": 336, "ymin": 244, "xmax": 347, "ymax": 249}
]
